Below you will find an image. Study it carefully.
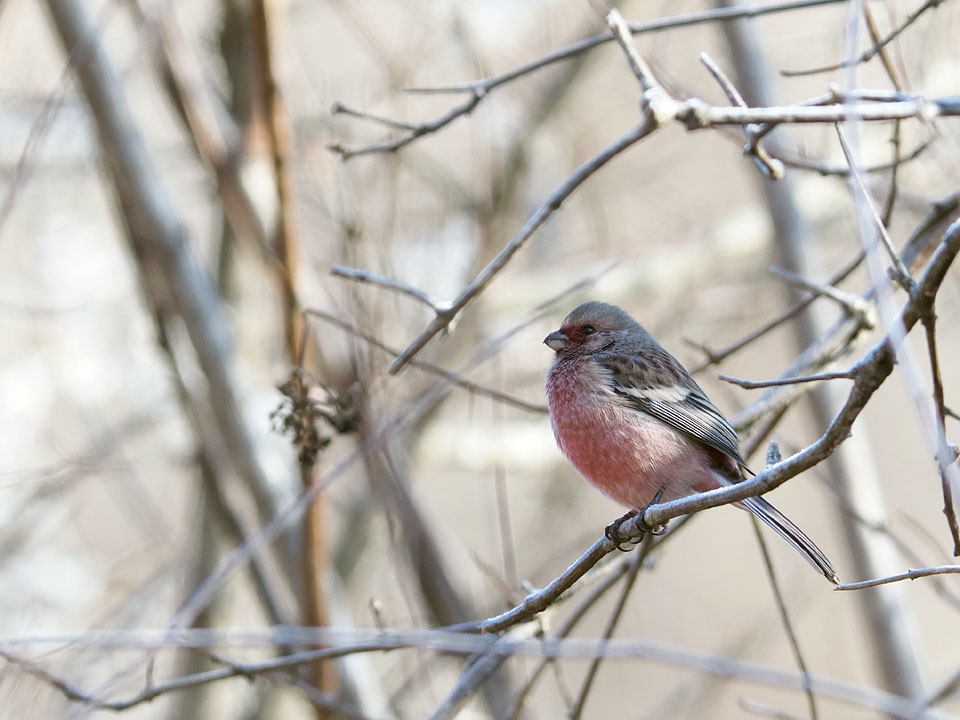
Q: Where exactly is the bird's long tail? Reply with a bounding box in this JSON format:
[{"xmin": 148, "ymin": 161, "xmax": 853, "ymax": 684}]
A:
[{"xmin": 741, "ymin": 495, "xmax": 839, "ymax": 584}]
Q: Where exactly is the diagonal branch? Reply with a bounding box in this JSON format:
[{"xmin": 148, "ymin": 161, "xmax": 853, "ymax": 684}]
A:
[
  {"xmin": 387, "ymin": 118, "xmax": 656, "ymax": 374},
  {"xmin": 781, "ymin": 0, "xmax": 947, "ymax": 77},
  {"xmin": 472, "ymin": 217, "xmax": 960, "ymax": 635}
]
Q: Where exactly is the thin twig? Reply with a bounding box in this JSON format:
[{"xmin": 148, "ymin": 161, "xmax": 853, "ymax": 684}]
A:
[
  {"xmin": 387, "ymin": 119, "xmax": 656, "ymax": 374},
  {"xmin": 329, "ymin": 0, "xmax": 849, "ymax": 160},
  {"xmin": 331, "ymin": 265, "xmax": 451, "ymax": 314},
  {"xmin": 920, "ymin": 314, "xmax": 960, "ymax": 555},
  {"xmin": 303, "ymin": 309, "xmax": 547, "ymax": 413},
  {"xmin": 751, "ymin": 518, "xmax": 819, "ymax": 720},
  {"xmin": 835, "ymin": 565, "xmax": 960, "ymax": 590},
  {"xmin": 773, "ymin": 137, "xmax": 930, "ymax": 177},
  {"xmin": 699, "ymin": 52, "xmax": 783, "ymax": 179},
  {"xmin": 862, "ymin": 1, "xmax": 906, "ymax": 225},
  {"xmin": 331, "ymin": 101, "xmax": 421, "ymax": 132},
  {"xmin": 720, "ymin": 370, "xmax": 855, "ymax": 389},
  {"xmin": 835, "ymin": 126, "xmax": 914, "ymax": 290},
  {"xmin": 781, "ymin": 0, "xmax": 946, "ymax": 77},
  {"xmin": 568, "ymin": 545, "xmax": 645, "ymax": 718},
  {"xmin": 770, "ymin": 266, "xmax": 876, "ymax": 321},
  {"xmin": 688, "ymin": 251, "xmax": 864, "ymax": 374},
  {"xmin": 329, "ymin": 90, "xmax": 483, "ymax": 160}
]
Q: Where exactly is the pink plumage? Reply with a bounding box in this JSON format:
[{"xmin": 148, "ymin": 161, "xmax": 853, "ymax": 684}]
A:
[
  {"xmin": 544, "ymin": 301, "xmax": 838, "ymax": 583},
  {"xmin": 546, "ymin": 355, "xmax": 716, "ymax": 507}
]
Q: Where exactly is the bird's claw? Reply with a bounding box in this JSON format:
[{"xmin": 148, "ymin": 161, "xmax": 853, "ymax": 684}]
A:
[
  {"xmin": 605, "ymin": 488, "xmax": 668, "ymax": 550},
  {"xmin": 605, "ymin": 509, "xmax": 640, "ymax": 551}
]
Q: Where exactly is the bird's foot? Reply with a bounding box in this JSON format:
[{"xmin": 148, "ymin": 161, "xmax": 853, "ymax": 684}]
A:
[
  {"xmin": 604, "ymin": 488, "xmax": 668, "ymax": 550},
  {"xmin": 605, "ymin": 509, "xmax": 640, "ymax": 551}
]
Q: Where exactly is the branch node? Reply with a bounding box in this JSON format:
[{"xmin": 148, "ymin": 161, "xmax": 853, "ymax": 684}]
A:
[
  {"xmin": 766, "ymin": 441, "xmax": 782, "ymax": 466},
  {"xmin": 676, "ymin": 98, "xmax": 713, "ymax": 130}
]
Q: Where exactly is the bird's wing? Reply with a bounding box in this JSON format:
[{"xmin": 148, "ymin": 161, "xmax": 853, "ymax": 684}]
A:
[{"xmin": 598, "ymin": 351, "xmax": 747, "ymax": 468}]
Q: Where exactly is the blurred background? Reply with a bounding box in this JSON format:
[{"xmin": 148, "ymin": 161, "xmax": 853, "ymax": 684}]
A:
[{"xmin": 1, "ymin": 0, "xmax": 959, "ymax": 717}]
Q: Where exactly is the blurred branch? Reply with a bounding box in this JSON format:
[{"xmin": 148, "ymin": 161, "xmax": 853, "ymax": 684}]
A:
[
  {"xmin": 249, "ymin": 0, "xmax": 337, "ymax": 698},
  {"xmin": 126, "ymin": 0, "xmax": 269, "ymax": 254},
  {"xmin": 835, "ymin": 126, "xmax": 914, "ymax": 289},
  {"xmin": 304, "ymin": 309, "xmax": 547, "ymax": 413},
  {"xmin": 42, "ymin": 0, "xmax": 298, "ymax": 597},
  {"xmin": 688, "ymin": 251, "xmax": 864, "ymax": 373},
  {"xmin": 386, "ymin": 120, "xmax": 655, "ymax": 374},
  {"xmin": 752, "ymin": 516, "xmax": 819, "ymax": 720},
  {"xmin": 331, "ymin": 264, "xmax": 451, "ymax": 314},
  {"xmin": 329, "ymin": 0, "xmax": 847, "ymax": 158},
  {"xmin": 3, "ymin": 627, "xmax": 954, "ymax": 719},
  {"xmin": 781, "ymin": 0, "xmax": 947, "ymax": 77},
  {"xmin": 474, "ymin": 217, "xmax": 960, "ymax": 634},
  {"xmin": 774, "ymin": 137, "xmax": 931, "ymax": 177},
  {"xmin": 920, "ymin": 311, "xmax": 960, "ymax": 554},
  {"xmin": 568, "ymin": 545, "xmax": 645, "ymax": 718},
  {"xmin": 769, "ymin": 266, "xmax": 876, "ymax": 320}
]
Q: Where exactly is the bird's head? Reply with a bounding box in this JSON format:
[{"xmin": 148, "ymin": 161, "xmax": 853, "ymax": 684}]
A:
[{"xmin": 544, "ymin": 301, "xmax": 642, "ymax": 359}]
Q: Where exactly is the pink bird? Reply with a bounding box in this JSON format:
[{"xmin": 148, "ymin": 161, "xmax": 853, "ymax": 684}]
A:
[{"xmin": 544, "ymin": 301, "xmax": 838, "ymax": 583}]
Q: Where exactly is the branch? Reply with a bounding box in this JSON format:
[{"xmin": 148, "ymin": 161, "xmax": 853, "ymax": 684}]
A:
[
  {"xmin": 751, "ymin": 517, "xmax": 819, "ymax": 720},
  {"xmin": 303, "ymin": 309, "xmax": 547, "ymax": 413},
  {"xmin": 329, "ymin": 90, "xmax": 483, "ymax": 160},
  {"xmin": 329, "ymin": 0, "xmax": 847, "ymax": 159},
  {"xmin": 781, "ymin": 0, "xmax": 947, "ymax": 77},
  {"xmin": 836, "ymin": 565, "xmax": 960, "ymax": 590},
  {"xmin": 3, "ymin": 627, "xmax": 953, "ymax": 720},
  {"xmin": 330, "ymin": 264, "xmax": 452, "ymax": 314},
  {"xmin": 386, "ymin": 119, "xmax": 656, "ymax": 374},
  {"xmin": 473, "ymin": 217, "xmax": 960, "ymax": 634},
  {"xmin": 836, "ymin": 125, "xmax": 914, "ymax": 290},
  {"xmin": 769, "ymin": 266, "xmax": 876, "ymax": 321},
  {"xmin": 720, "ymin": 369, "xmax": 855, "ymax": 389},
  {"xmin": 688, "ymin": 251, "xmax": 864, "ymax": 373},
  {"xmin": 699, "ymin": 52, "xmax": 784, "ymax": 179}
]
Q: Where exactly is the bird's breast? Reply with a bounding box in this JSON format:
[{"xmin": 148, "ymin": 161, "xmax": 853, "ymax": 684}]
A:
[{"xmin": 545, "ymin": 359, "xmax": 716, "ymax": 507}]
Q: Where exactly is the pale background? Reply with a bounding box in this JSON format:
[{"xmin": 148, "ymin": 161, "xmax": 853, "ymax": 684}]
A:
[{"xmin": 1, "ymin": 0, "xmax": 959, "ymax": 718}]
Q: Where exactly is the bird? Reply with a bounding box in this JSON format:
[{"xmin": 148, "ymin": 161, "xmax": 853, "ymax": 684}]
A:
[{"xmin": 544, "ymin": 301, "xmax": 838, "ymax": 584}]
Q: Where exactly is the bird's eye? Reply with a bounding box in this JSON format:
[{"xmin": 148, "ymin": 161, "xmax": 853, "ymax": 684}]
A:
[{"xmin": 581, "ymin": 324, "xmax": 596, "ymax": 336}]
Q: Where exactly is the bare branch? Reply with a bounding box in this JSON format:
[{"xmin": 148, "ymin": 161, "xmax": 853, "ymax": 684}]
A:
[
  {"xmin": 304, "ymin": 309, "xmax": 547, "ymax": 413},
  {"xmin": 781, "ymin": 0, "xmax": 947, "ymax": 77},
  {"xmin": 568, "ymin": 547, "xmax": 645, "ymax": 718},
  {"xmin": 606, "ymin": 9, "xmax": 677, "ymax": 122},
  {"xmin": 699, "ymin": 52, "xmax": 783, "ymax": 179},
  {"xmin": 331, "ymin": 264, "xmax": 452, "ymax": 314},
  {"xmin": 329, "ymin": 90, "xmax": 483, "ymax": 160},
  {"xmin": 835, "ymin": 125, "xmax": 914, "ymax": 290},
  {"xmin": 476, "ymin": 217, "xmax": 960, "ymax": 634},
  {"xmin": 2, "ymin": 627, "xmax": 952, "ymax": 720},
  {"xmin": 720, "ymin": 369, "xmax": 855, "ymax": 390},
  {"xmin": 689, "ymin": 251, "xmax": 864, "ymax": 374},
  {"xmin": 331, "ymin": 101, "xmax": 421, "ymax": 132},
  {"xmin": 329, "ymin": 0, "xmax": 848, "ymax": 159},
  {"xmin": 751, "ymin": 517, "xmax": 820, "ymax": 720},
  {"xmin": 387, "ymin": 119, "xmax": 656, "ymax": 374},
  {"xmin": 920, "ymin": 313, "xmax": 960, "ymax": 554},
  {"xmin": 836, "ymin": 565, "xmax": 960, "ymax": 590},
  {"xmin": 770, "ymin": 266, "xmax": 876, "ymax": 321}
]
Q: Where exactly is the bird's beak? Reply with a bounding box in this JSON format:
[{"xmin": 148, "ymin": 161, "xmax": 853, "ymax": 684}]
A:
[{"xmin": 544, "ymin": 330, "xmax": 568, "ymax": 351}]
